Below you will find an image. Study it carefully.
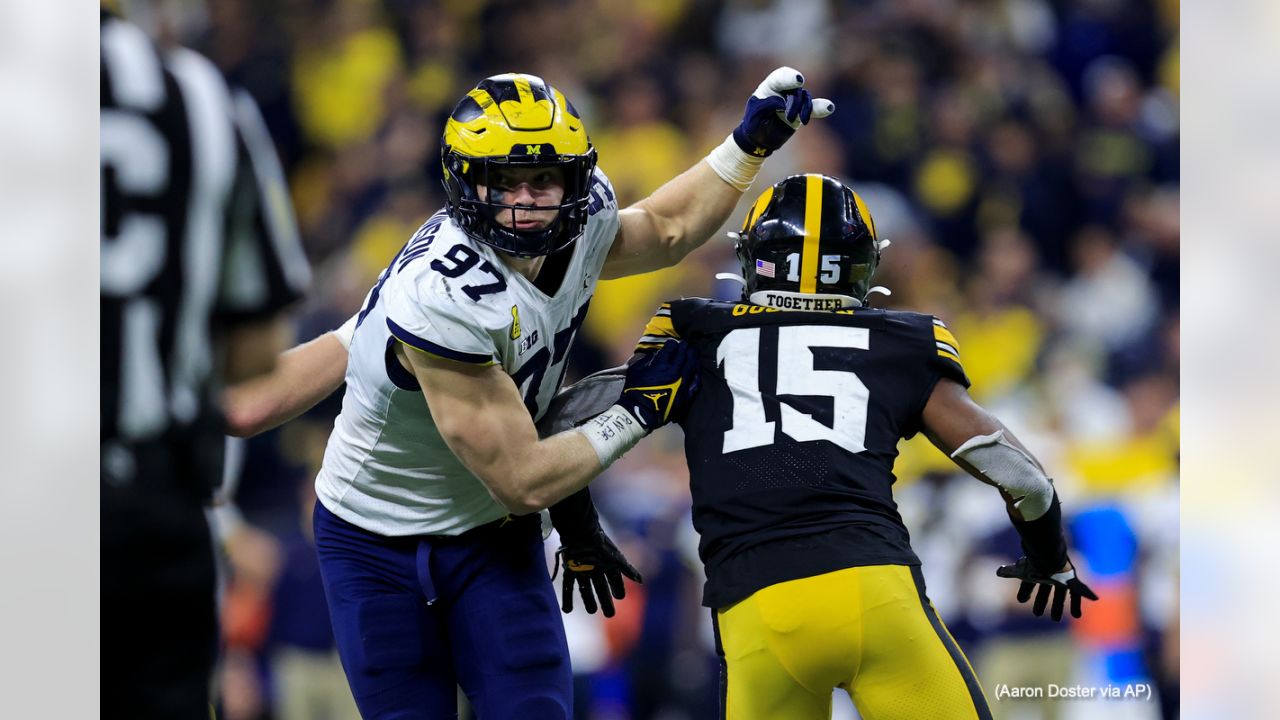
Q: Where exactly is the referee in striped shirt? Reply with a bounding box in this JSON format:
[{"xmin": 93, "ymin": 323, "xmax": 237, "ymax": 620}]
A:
[{"xmin": 101, "ymin": 9, "xmax": 310, "ymax": 716}]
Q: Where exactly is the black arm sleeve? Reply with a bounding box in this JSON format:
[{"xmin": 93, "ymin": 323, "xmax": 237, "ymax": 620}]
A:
[
  {"xmin": 1010, "ymin": 491, "xmax": 1068, "ymax": 572},
  {"xmin": 547, "ymin": 488, "xmax": 602, "ymax": 546}
]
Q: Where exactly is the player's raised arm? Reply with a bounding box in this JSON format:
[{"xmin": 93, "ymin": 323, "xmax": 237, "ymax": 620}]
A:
[
  {"xmin": 921, "ymin": 376, "xmax": 1098, "ymax": 621},
  {"xmin": 399, "ymin": 339, "xmax": 699, "ymax": 515},
  {"xmin": 603, "ymin": 67, "xmax": 834, "ymax": 278}
]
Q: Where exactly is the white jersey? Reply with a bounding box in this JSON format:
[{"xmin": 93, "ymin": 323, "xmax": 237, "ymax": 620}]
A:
[{"xmin": 316, "ymin": 169, "xmax": 621, "ymax": 536}]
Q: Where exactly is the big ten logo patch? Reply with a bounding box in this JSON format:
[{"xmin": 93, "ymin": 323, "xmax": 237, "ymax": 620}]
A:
[{"xmin": 517, "ymin": 329, "xmax": 540, "ymax": 356}]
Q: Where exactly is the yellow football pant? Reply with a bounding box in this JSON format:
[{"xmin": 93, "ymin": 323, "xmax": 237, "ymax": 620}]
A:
[{"xmin": 714, "ymin": 565, "xmax": 992, "ymax": 720}]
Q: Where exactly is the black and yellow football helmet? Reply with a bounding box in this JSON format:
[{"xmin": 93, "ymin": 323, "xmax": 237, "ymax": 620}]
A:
[
  {"xmin": 441, "ymin": 73, "xmax": 597, "ymax": 257},
  {"xmin": 733, "ymin": 174, "xmax": 884, "ymax": 309}
]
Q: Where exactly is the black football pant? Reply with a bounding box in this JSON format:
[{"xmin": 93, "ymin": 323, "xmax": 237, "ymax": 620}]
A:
[{"xmin": 102, "ymin": 484, "xmax": 217, "ymax": 719}]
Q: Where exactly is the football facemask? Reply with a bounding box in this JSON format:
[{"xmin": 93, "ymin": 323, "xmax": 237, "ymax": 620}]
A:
[{"xmin": 442, "ymin": 73, "xmax": 597, "ymax": 257}]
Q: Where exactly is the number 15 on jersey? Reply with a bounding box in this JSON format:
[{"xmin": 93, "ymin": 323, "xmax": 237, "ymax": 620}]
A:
[{"xmin": 717, "ymin": 326, "xmax": 871, "ymax": 455}]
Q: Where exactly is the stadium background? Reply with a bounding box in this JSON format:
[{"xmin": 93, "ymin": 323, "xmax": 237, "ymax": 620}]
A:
[{"xmin": 128, "ymin": 0, "xmax": 1179, "ymax": 717}]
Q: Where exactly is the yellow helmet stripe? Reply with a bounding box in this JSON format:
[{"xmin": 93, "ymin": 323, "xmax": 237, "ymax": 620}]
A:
[
  {"xmin": 552, "ymin": 88, "xmax": 573, "ymax": 118},
  {"xmin": 799, "ymin": 174, "xmax": 823, "ymax": 293},
  {"xmin": 468, "ymin": 87, "xmax": 494, "ymax": 109},
  {"xmin": 852, "ymin": 190, "xmax": 877, "ymax": 240},
  {"xmin": 514, "ymin": 76, "xmax": 534, "ymax": 105},
  {"xmin": 742, "ymin": 185, "xmax": 775, "ymax": 233}
]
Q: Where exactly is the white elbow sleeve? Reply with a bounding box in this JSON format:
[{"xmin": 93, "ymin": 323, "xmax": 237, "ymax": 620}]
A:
[
  {"xmin": 951, "ymin": 430, "xmax": 1054, "ymax": 520},
  {"xmin": 332, "ymin": 313, "xmax": 358, "ymax": 350},
  {"xmin": 704, "ymin": 135, "xmax": 765, "ymax": 192}
]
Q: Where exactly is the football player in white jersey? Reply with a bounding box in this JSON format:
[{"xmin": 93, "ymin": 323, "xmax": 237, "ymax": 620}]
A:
[{"xmin": 224, "ymin": 69, "xmax": 833, "ymax": 718}]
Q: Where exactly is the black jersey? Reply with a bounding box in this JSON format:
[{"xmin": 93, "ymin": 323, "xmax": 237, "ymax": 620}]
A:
[
  {"xmin": 636, "ymin": 298, "xmax": 969, "ymax": 608},
  {"xmin": 101, "ymin": 12, "xmax": 310, "ymax": 494}
]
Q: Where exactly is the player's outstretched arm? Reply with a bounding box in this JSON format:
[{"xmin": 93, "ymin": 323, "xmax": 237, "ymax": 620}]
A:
[
  {"xmin": 919, "ymin": 377, "xmax": 1043, "ymax": 511},
  {"xmin": 604, "ymin": 67, "xmax": 834, "ymax": 279},
  {"xmin": 223, "ymin": 315, "xmax": 294, "ymax": 386},
  {"xmin": 222, "ymin": 319, "xmax": 352, "ymax": 437},
  {"xmin": 537, "ymin": 368, "xmax": 644, "ymax": 616},
  {"xmin": 922, "ymin": 377, "xmax": 1097, "ymax": 621},
  {"xmin": 406, "ymin": 346, "xmax": 600, "ymax": 514},
  {"xmin": 402, "ymin": 340, "xmax": 699, "ymax": 515}
]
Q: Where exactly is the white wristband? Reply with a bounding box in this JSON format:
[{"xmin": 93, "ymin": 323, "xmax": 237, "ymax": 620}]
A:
[
  {"xmin": 574, "ymin": 404, "xmax": 648, "ymax": 468},
  {"xmin": 705, "ymin": 134, "xmax": 765, "ymax": 192},
  {"xmin": 332, "ymin": 313, "xmax": 358, "ymax": 350}
]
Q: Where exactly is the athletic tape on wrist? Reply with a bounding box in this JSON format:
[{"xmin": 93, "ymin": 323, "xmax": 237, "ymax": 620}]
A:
[
  {"xmin": 574, "ymin": 404, "xmax": 648, "ymax": 468},
  {"xmin": 705, "ymin": 134, "xmax": 765, "ymax": 192}
]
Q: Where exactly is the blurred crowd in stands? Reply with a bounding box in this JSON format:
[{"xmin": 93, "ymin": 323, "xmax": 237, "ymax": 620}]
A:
[{"xmin": 139, "ymin": 0, "xmax": 1179, "ymax": 717}]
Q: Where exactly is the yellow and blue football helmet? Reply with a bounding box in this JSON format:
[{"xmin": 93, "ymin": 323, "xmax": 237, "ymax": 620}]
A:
[
  {"xmin": 733, "ymin": 174, "xmax": 885, "ymax": 308},
  {"xmin": 441, "ymin": 73, "xmax": 597, "ymax": 257}
]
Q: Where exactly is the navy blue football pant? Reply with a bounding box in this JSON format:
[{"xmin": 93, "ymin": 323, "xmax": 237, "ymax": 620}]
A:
[{"xmin": 313, "ymin": 501, "xmax": 573, "ymax": 719}]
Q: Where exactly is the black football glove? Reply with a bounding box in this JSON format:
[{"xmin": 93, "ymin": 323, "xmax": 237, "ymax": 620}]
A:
[
  {"xmin": 731, "ymin": 67, "xmax": 834, "ymax": 158},
  {"xmin": 997, "ymin": 556, "xmax": 1099, "ymax": 621},
  {"xmin": 617, "ymin": 340, "xmax": 700, "ymax": 432},
  {"xmin": 553, "ymin": 528, "xmax": 642, "ymax": 617}
]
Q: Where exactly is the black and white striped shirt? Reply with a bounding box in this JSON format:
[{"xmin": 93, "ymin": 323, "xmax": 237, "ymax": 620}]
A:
[{"xmin": 101, "ymin": 11, "xmax": 310, "ymax": 490}]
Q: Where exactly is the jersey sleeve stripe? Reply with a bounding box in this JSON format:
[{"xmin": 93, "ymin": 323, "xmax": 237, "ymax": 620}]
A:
[
  {"xmin": 936, "ymin": 340, "xmax": 960, "ymax": 358},
  {"xmin": 933, "ymin": 325, "xmax": 960, "ymax": 352},
  {"xmin": 938, "ymin": 349, "xmax": 962, "ymax": 364},
  {"xmin": 641, "ymin": 314, "xmax": 679, "ymax": 338},
  {"xmin": 387, "ymin": 319, "xmax": 494, "ymax": 365}
]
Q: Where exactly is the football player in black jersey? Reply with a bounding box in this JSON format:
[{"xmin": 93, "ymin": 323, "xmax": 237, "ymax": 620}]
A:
[{"xmin": 544, "ymin": 173, "xmax": 1097, "ymax": 719}]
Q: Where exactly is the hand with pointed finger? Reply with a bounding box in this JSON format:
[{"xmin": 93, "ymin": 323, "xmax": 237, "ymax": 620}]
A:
[
  {"xmin": 997, "ymin": 556, "xmax": 1099, "ymax": 621},
  {"xmin": 554, "ymin": 528, "xmax": 643, "ymax": 617},
  {"xmin": 732, "ymin": 66, "xmax": 835, "ymax": 157}
]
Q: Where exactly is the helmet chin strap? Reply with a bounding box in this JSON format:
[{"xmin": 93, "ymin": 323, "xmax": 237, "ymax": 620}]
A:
[{"xmin": 715, "ymin": 272, "xmax": 747, "ymax": 288}]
